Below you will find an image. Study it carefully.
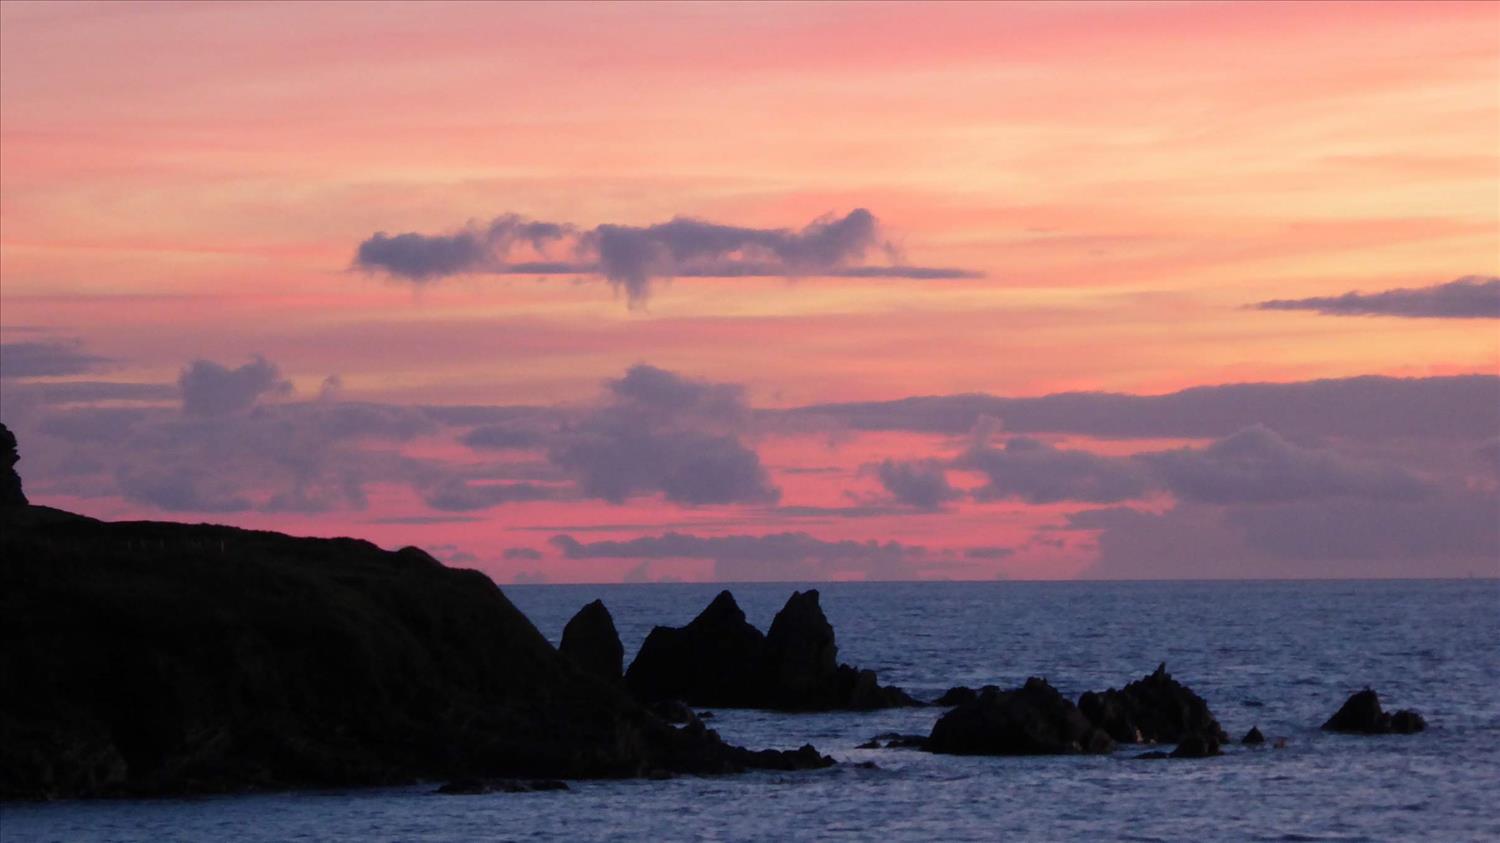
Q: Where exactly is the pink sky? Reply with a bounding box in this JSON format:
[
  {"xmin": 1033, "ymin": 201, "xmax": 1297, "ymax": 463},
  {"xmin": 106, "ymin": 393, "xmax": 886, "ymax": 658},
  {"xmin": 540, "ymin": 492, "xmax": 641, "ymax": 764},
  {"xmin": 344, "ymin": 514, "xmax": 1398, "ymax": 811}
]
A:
[{"xmin": 2, "ymin": 1, "xmax": 1497, "ymax": 582}]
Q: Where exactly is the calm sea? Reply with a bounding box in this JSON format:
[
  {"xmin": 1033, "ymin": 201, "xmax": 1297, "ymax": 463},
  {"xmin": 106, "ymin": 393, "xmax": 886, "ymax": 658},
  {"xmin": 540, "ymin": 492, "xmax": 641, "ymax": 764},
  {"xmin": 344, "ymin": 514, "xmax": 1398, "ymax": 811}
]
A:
[{"xmin": 4, "ymin": 580, "xmax": 1497, "ymax": 842}]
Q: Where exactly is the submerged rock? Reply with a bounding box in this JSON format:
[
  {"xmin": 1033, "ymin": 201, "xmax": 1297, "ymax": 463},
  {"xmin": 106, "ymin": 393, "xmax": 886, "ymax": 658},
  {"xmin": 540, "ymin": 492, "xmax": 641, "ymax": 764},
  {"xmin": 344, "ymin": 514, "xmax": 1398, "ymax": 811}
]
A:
[
  {"xmin": 1241, "ymin": 726, "xmax": 1266, "ymax": 745},
  {"xmin": 624, "ymin": 589, "xmax": 917, "ymax": 711},
  {"xmin": 1078, "ymin": 664, "xmax": 1228, "ymax": 745},
  {"xmin": 926, "ymin": 678, "xmax": 1114, "ymax": 756},
  {"xmin": 1322, "ymin": 689, "xmax": 1426, "ymax": 735},
  {"xmin": 559, "ymin": 599, "xmax": 624, "ymax": 682},
  {"xmin": 1169, "ymin": 735, "xmax": 1222, "ymax": 758}
]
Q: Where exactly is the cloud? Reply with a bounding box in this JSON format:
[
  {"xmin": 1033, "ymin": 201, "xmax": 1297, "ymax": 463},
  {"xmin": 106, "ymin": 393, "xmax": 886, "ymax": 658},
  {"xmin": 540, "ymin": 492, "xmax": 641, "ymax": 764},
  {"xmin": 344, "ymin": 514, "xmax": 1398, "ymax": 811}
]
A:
[
  {"xmin": 1254, "ymin": 276, "xmax": 1500, "ymax": 319},
  {"xmin": 959, "ymin": 437, "xmax": 1152, "ymax": 504},
  {"xmin": 964, "ymin": 546, "xmax": 1015, "ymax": 560},
  {"xmin": 0, "ymin": 340, "xmax": 111, "ymax": 379},
  {"xmin": 179, "ymin": 355, "xmax": 293, "ymax": 417},
  {"xmin": 354, "ymin": 209, "xmax": 978, "ymax": 305},
  {"xmin": 1069, "ymin": 491, "xmax": 1500, "ymax": 579},
  {"xmin": 421, "ymin": 478, "xmax": 554, "ymax": 511},
  {"xmin": 503, "ymin": 547, "xmax": 544, "ymax": 561},
  {"xmin": 511, "ymin": 570, "xmax": 551, "ymax": 585},
  {"xmin": 550, "ymin": 530, "xmax": 928, "ymax": 581},
  {"xmin": 115, "ymin": 464, "xmax": 253, "ymax": 513},
  {"xmin": 795, "ymin": 374, "xmax": 1500, "ymax": 440},
  {"xmin": 871, "ymin": 458, "xmax": 960, "ymax": 509},
  {"xmin": 548, "ymin": 365, "xmax": 778, "ymax": 506},
  {"xmin": 353, "ymin": 214, "xmax": 572, "ymax": 281},
  {"xmin": 1142, "ymin": 425, "xmax": 1432, "ymax": 504}
]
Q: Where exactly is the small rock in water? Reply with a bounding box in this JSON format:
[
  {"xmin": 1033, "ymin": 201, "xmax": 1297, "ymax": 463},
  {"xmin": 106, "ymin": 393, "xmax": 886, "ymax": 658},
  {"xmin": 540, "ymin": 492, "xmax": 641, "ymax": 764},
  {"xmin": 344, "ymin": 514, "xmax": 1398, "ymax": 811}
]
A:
[
  {"xmin": 1322, "ymin": 688, "xmax": 1427, "ymax": 735},
  {"xmin": 1242, "ymin": 726, "xmax": 1266, "ymax": 745},
  {"xmin": 856, "ymin": 739, "xmax": 881, "ymax": 749},
  {"xmin": 1169, "ymin": 735, "xmax": 1221, "ymax": 758}
]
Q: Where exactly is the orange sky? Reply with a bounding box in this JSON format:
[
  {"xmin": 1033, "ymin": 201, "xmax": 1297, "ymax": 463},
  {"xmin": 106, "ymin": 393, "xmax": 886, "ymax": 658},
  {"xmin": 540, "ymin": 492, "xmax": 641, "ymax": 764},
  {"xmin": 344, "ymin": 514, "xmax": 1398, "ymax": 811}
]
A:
[{"xmin": 2, "ymin": 1, "xmax": 1497, "ymax": 582}]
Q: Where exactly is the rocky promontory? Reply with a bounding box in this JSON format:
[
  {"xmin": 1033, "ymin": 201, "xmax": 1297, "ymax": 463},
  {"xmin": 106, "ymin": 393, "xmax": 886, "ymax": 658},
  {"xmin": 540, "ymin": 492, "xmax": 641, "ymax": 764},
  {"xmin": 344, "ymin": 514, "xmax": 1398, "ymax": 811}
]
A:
[{"xmin": 0, "ymin": 426, "xmax": 831, "ymax": 800}]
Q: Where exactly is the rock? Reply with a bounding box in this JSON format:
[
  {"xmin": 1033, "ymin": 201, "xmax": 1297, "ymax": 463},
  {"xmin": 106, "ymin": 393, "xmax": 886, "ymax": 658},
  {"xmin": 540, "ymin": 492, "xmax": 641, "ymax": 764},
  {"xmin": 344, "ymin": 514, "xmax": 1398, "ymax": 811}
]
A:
[
  {"xmin": 559, "ymin": 599, "xmax": 624, "ymax": 681},
  {"xmin": 0, "ymin": 423, "xmax": 27, "ymax": 506},
  {"xmin": 1078, "ymin": 663, "xmax": 1228, "ymax": 745},
  {"xmin": 625, "ymin": 591, "xmax": 766, "ymax": 706},
  {"xmin": 1389, "ymin": 709, "xmax": 1427, "ymax": 734},
  {"xmin": 882, "ymin": 735, "xmax": 928, "ymax": 750},
  {"xmin": 1322, "ymin": 688, "xmax": 1426, "ymax": 734},
  {"xmin": 623, "ymin": 589, "xmax": 917, "ymax": 711},
  {"xmin": 856, "ymin": 739, "xmax": 881, "ymax": 749},
  {"xmin": 760, "ymin": 589, "xmax": 839, "ymax": 708},
  {"xmin": 935, "ymin": 686, "xmax": 979, "ymax": 707},
  {"xmin": 1169, "ymin": 735, "xmax": 1221, "ymax": 758},
  {"xmin": 0, "ymin": 442, "xmax": 840, "ymax": 799},
  {"xmin": 648, "ymin": 700, "xmax": 697, "ymax": 725},
  {"xmin": 926, "ymin": 678, "xmax": 1115, "ymax": 756},
  {"xmin": 1241, "ymin": 726, "xmax": 1265, "ymax": 745}
]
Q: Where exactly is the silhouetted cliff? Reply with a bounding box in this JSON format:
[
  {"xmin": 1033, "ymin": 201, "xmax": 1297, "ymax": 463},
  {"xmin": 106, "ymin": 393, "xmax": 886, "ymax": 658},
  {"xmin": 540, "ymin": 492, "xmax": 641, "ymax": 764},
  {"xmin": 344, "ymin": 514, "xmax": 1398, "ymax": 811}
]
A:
[{"xmin": 0, "ymin": 432, "xmax": 831, "ymax": 799}]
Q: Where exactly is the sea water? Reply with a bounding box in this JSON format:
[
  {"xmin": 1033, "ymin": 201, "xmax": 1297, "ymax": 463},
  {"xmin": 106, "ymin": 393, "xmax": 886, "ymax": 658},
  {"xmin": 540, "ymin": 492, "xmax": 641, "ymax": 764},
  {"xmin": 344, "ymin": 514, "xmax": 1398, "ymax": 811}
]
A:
[{"xmin": 4, "ymin": 580, "xmax": 1497, "ymax": 842}]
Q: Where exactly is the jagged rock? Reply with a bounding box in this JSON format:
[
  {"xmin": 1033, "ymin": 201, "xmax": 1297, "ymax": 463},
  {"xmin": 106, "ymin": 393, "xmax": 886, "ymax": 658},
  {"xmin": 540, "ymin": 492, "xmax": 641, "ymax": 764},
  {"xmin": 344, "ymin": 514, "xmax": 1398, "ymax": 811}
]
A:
[
  {"xmin": 0, "ymin": 422, "xmax": 27, "ymax": 506},
  {"xmin": 926, "ymin": 678, "xmax": 1114, "ymax": 756},
  {"xmin": 1322, "ymin": 689, "xmax": 1426, "ymax": 734},
  {"xmin": 559, "ymin": 599, "xmax": 624, "ymax": 681},
  {"xmin": 1078, "ymin": 663, "xmax": 1228, "ymax": 745},
  {"xmin": 761, "ymin": 589, "xmax": 840, "ymax": 708},
  {"xmin": 0, "ymin": 488, "xmax": 836, "ymax": 799},
  {"xmin": 1241, "ymin": 726, "xmax": 1265, "ymax": 745},
  {"xmin": 625, "ymin": 591, "xmax": 766, "ymax": 706},
  {"xmin": 623, "ymin": 589, "xmax": 917, "ymax": 711}
]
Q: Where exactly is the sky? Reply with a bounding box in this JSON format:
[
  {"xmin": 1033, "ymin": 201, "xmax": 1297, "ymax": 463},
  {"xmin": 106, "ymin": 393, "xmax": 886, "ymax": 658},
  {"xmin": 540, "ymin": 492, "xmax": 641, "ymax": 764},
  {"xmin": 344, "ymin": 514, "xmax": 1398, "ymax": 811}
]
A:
[{"xmin": 1, "ymin": 0, "xmax": 1497, "ymax": 583}]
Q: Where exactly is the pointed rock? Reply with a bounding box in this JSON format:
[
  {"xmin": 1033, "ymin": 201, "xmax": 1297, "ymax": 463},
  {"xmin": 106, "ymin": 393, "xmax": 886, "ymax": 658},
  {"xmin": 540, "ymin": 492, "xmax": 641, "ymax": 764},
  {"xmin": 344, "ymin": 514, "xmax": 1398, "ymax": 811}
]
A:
[
  {"xmin": 1078, "ymin": 663, "xmax": 1228, "ymax": 745},
  {"xmin": 624, "ymin": 591, "xmax": 765, "ymax": 705},
  {"xmin": 559, "ymin": 599, "xmax": 624, "ymax": 682},
  {"xmin": 1323, "ymin": 688, "xmax": 1426, "ymax": 734}
]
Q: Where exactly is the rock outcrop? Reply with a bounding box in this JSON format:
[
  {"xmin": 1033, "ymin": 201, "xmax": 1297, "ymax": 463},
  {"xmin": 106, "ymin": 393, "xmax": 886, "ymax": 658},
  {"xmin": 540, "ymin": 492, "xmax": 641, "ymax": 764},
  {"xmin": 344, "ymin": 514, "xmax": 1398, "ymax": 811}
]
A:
[
  {"xmin": 559, "ymin": 599, "xmax": 624, "ymax": 682},
  {"xmin": 0, "ymin": 422, "xmax": 26, "ymax": 506},
  {"xmin": 0, "ymin": 502, "xmax": 833, "ymax": 800},
  {"xmin": 1241, "ymin": 726, "xmax": 1265, "ymax": 745},
  {"xmin": 925, "ymin": 678, "xmax": 1114, "ymax": 756},
  {"xmin": 1322, "ymin": 689, "xmax": 1426, "ymax": 734},
  {"xmin": 624, "ymin": 589, "xmax": 917, "ymax": 711},
  {"xmin": 1078, "ymin": 664, "xmax": 1228, "ymax": 745}
]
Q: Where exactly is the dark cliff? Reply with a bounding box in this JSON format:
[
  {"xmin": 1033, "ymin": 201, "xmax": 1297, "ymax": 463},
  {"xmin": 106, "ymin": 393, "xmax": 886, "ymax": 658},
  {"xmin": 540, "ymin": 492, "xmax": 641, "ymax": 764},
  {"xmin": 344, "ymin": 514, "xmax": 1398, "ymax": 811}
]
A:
[{"xmin": 0, "ymin": 502, "xmax": 830, "ymax": 800}]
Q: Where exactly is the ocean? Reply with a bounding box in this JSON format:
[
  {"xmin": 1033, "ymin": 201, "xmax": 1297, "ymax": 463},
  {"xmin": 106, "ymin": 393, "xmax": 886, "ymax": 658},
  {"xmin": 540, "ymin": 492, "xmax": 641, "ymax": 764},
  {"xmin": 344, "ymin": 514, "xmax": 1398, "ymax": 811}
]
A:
[{"xmin": 3, "ymin": 580, "xmax": 1497, "ymax": 842}]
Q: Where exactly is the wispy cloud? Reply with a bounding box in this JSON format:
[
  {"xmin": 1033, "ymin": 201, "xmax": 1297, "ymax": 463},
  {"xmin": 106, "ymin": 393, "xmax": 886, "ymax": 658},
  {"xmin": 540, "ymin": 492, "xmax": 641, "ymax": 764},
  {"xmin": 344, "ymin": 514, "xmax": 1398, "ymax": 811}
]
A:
[{"xmin": 1253, "ymin": 276, "xmax": 1500, "ymax": 319}]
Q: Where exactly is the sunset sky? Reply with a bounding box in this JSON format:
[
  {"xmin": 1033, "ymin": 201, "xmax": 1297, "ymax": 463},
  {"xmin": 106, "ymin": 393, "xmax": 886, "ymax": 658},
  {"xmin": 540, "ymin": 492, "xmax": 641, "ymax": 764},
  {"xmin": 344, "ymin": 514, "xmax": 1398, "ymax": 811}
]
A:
[{"xmin": 2, "ymin": 0, "xmax": 1496, "ymax": 582}]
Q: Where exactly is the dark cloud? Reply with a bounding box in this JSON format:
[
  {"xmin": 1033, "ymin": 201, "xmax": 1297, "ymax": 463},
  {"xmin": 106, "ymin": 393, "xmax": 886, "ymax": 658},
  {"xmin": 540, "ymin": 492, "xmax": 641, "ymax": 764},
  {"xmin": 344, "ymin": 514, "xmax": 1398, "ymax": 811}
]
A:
[
  {"xmin": 871, "ymin": 458, "xmax": 960, "ymax": 509},
  {"xmin": 796, "ymin": 374, "xmax": 1500, "ymax": 440},
  {"xmin": 958, "ymin": 437, "xmax": 1152, "ymax": 504},
  {"xmin": 549, "ymin": 365, "xmax": 778, "ymax": 506},
  {"xmin": 354, "ymin": 209, "xmax": 978, "ymax": 304},
  {"xmin": 0, "ymin": 340, "xmax": 111, "ymax": 379},
  {"xmin": 503, "ymin": 547, "xmax": 544, "ymax": 561},
  {"xmin": 1142, "ymin": 425, "xmax": 1431, "ymax": 504},
  {"xmin": 550, "ymin": 531, "xmax": 928, "ymax": 581},
  {"xmin": 1254, "ymin": 276, "xmax": 1500, "ymax": 319},
  {"xmin": 421, "ymin": 479, "xmax": 553, "ymax": 512},
  {"xmin": 179, "ymin": 356, "xmax": 292, "ymax": 417},
  {"xmin": 1070, "ymin": 490, "xmax": 1500, "ymax": 579},
  {"xmin": 964, "ymin": 546, "xmax": 1015, "ymax": 560},
  {"xmin": 460, "ymin": 424, "xmax": 546, "ymax": 450},
  {"xmin": 115, "ymin": 464, "xmax": 253, "ymax": 513},
  {"xmin": 353, "ymin": 214, "xmax": 573, "ymax": 281}
]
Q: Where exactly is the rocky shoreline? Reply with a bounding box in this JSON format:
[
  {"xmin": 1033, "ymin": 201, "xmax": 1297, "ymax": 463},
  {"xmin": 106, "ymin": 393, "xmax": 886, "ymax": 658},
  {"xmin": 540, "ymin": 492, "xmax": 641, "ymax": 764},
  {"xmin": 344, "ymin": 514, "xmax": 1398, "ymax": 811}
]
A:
[{"xmin": 0, "ymin": 424, "xmax": 1428, "ymax": 801}]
